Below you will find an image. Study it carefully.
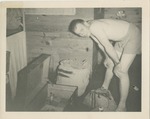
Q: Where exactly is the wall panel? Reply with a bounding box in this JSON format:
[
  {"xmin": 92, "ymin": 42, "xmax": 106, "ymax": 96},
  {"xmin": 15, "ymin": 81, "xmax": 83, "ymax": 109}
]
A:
[
  {"xmin": 7, "ymin": 31, "xmax": 27, "ymax": 99},
  {"xmin": 25, "ymin": 8, "xmax": 94, "ymax": 32}
]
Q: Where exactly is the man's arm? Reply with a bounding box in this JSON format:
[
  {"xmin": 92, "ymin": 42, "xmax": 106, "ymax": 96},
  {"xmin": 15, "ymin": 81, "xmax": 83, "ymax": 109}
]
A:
[
  {"xmin": 90, "ymin": 23, "xmax": 120, "ymax": 65},
  {"xmin": 90, "ymin": 35, "xmax": 109, "ymax": 58}
]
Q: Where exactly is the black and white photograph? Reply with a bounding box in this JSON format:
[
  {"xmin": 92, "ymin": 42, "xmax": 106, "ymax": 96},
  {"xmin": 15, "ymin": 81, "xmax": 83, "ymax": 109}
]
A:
[
  {"xmin": 0, "ymin": 1, "xmax": 149, "ymax": 119},
  {"xmin": 6, "ymin": 7, "xmax": 142, "ymax": 112}
]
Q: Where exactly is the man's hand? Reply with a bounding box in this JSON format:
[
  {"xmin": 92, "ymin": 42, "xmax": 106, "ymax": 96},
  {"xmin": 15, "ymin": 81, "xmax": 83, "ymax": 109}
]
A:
[
  {"xmin": 115, "ymin": 62, "xmax": 122, "ymax": 70},
  {"xmin": 104, "ymin": 58, "xmax": 114, "ymax": 69},
  {"xmin": 114, "ymin": 62, "xmax": 122, "ymax": 78}
]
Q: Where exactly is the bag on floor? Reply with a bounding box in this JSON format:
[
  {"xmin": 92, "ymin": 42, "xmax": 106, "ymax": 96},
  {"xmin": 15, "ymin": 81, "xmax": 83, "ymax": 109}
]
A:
[{"xmin": 83, "ymin": 88, "xmax": 117, "ymax": 111}]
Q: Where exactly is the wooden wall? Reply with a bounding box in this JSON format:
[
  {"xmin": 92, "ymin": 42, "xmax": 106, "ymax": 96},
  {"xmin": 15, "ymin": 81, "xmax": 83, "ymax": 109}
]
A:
[
  {"xmin": 26, "ymin": 32, "xmax": 97, "ymax": 80},
  {"xmin": 25, "ymin": 8, "xmax": 98, "ymax": 79},
  {"xmin": 25, "ymin": 8, "xmax": 94, "ymax": 32}
]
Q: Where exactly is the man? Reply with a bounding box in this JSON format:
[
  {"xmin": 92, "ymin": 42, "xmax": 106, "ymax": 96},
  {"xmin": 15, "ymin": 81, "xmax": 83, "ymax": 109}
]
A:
[{"xmin": 69, "ymin": 19, "xmax": 141, "ymax": 111}]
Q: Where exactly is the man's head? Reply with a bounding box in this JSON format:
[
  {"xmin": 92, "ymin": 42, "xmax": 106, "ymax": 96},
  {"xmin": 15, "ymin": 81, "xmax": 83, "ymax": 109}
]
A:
[{"xmin": 69, "ymin": 19, "xmax": 91, "ymax": 37}]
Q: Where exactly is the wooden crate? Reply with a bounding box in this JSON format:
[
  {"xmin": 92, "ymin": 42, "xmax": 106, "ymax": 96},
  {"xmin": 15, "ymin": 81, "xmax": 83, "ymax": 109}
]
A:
[
  {"xmin": 18, "ymin": 83, "xmax": 77, "ymax": 111},
  {"xmin": 15, "ymin": 54, "xmax": 51, "ymax": 111},
  {"xmin": 40, "ymin": 84, "xmax": 77, "ymax": 111},
  {"xmin": 15, "ymin": 54, "xmax": 77, "ymax": 111}
]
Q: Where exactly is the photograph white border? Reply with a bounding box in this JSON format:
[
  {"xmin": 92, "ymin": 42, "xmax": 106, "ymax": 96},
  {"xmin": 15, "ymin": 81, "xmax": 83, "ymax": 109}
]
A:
[{"xmin": 0, "ymin": 1, "xmax": 149, "ymax": 119}]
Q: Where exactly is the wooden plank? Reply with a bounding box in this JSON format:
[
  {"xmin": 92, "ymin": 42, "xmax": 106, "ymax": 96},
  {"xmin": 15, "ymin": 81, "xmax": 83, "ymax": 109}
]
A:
[
  {"xmin": 25, "ymin": 8, "xmax": 94, "ymax": 32},
  {"xmin": 26, "ymin": 31, "xmax": 80, "ymax": 38},
  {"xmin": 15, "ymin": 67, "xmax": 28, "ymax": 110},
  {"xmin": 15, "ymin": 54, "xmax": 51, "ymax": 110},
  {"xmin": 42, "ymin": 56, "xmax": 51, "ymax": 81},
  {"xmin": 26, "ymin": 31, "xmax": 95, "ymax": 74},
  {"xmin": 26, "ymin": 32, "xmax": 93, "ymax": 51},
  {"xmin": 25, "ymin": 80, "xmax": 48, "ymax": 107},
  {"xmin": 42, "ymin": 84, "xmax": 78, "ymax": 111},
  {"xmin": 26, "ymin": 63, "xmax": 44, "ymax": 94},
  {"xmin": 24, "ymin": 8, "xmax": 76, "ymax": 15},
  {"xmin": 26, "ymin": 54, "xmax": 50, "ymax": 69},
  {"xmin": 25, "ymin": 82, "xmax": 48, "ymax": 111}
]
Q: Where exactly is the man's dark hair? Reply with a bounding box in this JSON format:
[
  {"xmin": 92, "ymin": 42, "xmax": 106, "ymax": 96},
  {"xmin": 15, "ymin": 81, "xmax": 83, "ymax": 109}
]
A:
[{"xmin": 69, "ymin": 19, "xmax": 84, "ymax": 33}]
